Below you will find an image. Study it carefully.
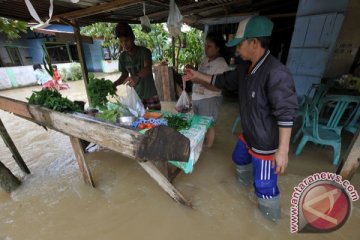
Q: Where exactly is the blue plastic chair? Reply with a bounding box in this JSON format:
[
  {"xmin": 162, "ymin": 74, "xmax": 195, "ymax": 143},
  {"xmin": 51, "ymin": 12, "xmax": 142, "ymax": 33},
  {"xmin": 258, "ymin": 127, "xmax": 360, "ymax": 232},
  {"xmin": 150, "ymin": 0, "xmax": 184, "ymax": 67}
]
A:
[
  {"xmin": 344, "ymin": 105, "xmax": 360, "ymax": 134},
  {"xmin": 232, "ymin": 114, "xmax": 241, "ymax": 135},
  {"xmin": 295, "ymin": 95, "xmax": 360, "ymax": 165},
  {"xmin": 293, "ymin": 84, "xmax": 329, "ymax": 143}
]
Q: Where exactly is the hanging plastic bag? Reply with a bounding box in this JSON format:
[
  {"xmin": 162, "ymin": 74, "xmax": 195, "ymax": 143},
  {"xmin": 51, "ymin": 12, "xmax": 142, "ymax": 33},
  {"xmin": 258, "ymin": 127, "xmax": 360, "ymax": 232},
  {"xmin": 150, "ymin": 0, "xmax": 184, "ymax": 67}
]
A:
[
  {"xmin": 116, "ymin": 84, "xmax": 145, "ymax": 117},
  {"xmin": 167, "ymin": 0, "xmax": 183, "ymax": 38},
  {"xmin": 140, "ymin": 2, "xmax": 151, "ymax": 33},
  {"xmin": 175, "ymin": 81, "xmax": 191, "ymax": 113}
]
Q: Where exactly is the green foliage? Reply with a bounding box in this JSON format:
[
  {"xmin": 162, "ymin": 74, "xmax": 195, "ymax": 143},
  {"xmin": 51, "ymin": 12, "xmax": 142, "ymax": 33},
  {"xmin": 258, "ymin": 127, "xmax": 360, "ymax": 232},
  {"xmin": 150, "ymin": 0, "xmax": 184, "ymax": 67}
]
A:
[
  {"xmin": 177, "ymin": 29, "xmax": 204, "ymax": 70},
  {"xmin": 27, "ymin": 89, "xmax": 82, "ymax": 113},
  {"xmin": 81, "ymin": 23, "xmax": 120, "ymax": 60},
  {"xmin": 69, "ymin": 63, "xmax": 82, "ymax": 81},
  {"xmin": 60, "ymin": 68, "xmax": 68, "ymax": 81},
  {"xmin": 87, "ymin": 78, "xmax": 116, "ymax": 108},
  {"xmin": 131, "ymin": 24, "xmax": 169, "ymax": 62},
  {"xmin": 80, "ymin": 22, "xmax": 204, "ymax": 70},
  {"xmin": 0, "ymin": 17, "xmax": 27, "ymax": 40},
  {"xmin": 88, "ymin": 72, "xmax": 95, "ymax": 81}
]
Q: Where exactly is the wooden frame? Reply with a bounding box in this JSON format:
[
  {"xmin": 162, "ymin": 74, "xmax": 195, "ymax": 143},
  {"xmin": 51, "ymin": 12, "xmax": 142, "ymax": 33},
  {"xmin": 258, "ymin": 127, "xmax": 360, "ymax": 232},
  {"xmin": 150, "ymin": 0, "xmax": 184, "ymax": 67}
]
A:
[{"xmin": 0, "ymin": 96, "xmax": 191, "ymax": 206}]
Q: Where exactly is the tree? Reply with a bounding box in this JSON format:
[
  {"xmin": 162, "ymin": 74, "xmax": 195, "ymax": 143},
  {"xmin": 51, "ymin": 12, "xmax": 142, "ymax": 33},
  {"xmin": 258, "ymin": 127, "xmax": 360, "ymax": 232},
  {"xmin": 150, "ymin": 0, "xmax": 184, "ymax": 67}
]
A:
[
  {"xmin": 81, "ymin": 22, "xmax": 120, "ymax": 60},
  {"xmin": 0, "ymin": 17, "xmax": 27, "ymax": 40},
  {"xmin": 80, "ymin": 22, "xmax": 204, "ymax": 71}
]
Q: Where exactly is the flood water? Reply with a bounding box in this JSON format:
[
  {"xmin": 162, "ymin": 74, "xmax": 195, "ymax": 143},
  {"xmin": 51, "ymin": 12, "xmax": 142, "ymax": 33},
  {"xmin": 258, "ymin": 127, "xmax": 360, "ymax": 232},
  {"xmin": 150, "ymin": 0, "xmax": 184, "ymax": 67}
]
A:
[{"xmin": 0, "ymin": 77, "xmax": 359, "ymax": 240}]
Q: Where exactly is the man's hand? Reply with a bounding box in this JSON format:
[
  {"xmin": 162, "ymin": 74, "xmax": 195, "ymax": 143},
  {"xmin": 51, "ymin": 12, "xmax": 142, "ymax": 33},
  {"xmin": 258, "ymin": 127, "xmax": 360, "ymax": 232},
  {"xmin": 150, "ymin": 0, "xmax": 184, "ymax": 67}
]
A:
[
  {"xmin": 124, "ymin": 76, "xmax": 139, "ymax": 87},
  {"xmin": 272, "ymin": 150, "xmax": 288, "ymax": 174}
]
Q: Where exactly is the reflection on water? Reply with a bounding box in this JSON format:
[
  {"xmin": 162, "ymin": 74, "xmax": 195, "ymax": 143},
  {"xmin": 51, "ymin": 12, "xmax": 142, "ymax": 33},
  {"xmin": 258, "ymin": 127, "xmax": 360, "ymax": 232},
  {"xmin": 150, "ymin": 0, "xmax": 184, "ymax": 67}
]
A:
[{"xmin": 0, "ymin": 78, "xmax": 359, "ymax": 240}]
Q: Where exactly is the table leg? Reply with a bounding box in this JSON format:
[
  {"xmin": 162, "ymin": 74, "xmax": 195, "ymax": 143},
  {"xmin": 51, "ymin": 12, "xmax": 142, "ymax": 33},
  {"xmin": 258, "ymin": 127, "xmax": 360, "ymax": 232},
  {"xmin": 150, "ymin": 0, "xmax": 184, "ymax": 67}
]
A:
[
  {"xmin": 138, "ymin": 161, "xmax": 191, "ymax": 207},
  {"xmin": 69, "ymin": 136, "xmax": 95, "ymax": 187}
]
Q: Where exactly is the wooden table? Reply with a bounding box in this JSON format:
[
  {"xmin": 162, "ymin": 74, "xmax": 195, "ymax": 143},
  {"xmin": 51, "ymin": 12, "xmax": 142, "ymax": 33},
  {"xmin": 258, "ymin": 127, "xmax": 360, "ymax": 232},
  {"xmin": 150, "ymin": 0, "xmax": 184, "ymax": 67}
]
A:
[{"xmin": 0, "ymin": 96, "xmax": 207, "ymax": 206}]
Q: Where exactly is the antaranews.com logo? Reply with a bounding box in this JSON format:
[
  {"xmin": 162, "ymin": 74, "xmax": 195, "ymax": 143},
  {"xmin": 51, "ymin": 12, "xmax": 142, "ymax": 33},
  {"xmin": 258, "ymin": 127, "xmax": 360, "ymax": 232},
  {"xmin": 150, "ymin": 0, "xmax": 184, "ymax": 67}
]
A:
[{"xmin": 290, "ymin": 172, "xmax": 359, "ymax": 233}]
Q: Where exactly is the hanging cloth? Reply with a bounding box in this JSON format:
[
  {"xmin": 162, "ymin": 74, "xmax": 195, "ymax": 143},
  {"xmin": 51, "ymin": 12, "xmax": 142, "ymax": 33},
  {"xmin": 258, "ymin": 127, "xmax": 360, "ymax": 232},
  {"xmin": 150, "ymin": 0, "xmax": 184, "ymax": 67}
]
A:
[
  {"xmin": 24, "ymin": 0, "xmax": 54, "ymax": 24},
  {"xmin": 167, "ymin": 0, "xmax": 183, "ymax": 37}
]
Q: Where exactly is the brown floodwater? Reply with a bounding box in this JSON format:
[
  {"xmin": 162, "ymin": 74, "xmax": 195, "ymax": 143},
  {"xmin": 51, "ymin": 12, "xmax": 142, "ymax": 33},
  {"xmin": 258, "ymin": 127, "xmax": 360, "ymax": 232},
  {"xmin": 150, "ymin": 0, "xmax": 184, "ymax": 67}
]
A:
[{"xmin": 0, "ymin": 77, "xmax": 359, "ymax": 240}]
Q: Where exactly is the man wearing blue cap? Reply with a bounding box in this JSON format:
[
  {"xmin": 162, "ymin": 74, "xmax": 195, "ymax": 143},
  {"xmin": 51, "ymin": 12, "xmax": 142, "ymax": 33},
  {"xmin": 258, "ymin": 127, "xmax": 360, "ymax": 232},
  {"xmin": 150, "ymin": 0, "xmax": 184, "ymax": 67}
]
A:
[{"xmin": 183, "ymin": 16, "xmax": 298, "ymax": 222}]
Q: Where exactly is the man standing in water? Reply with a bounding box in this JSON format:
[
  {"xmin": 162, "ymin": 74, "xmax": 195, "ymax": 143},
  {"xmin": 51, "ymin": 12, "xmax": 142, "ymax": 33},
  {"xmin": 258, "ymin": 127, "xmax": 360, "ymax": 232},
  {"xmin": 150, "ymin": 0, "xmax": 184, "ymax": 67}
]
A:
[
  {"xmin": 114, "ymin": 23, "xmax": 161, "ymax": 110},
  {"xmin": 182, "ymin": 16, "xmax": 298, "ymax": 222}
]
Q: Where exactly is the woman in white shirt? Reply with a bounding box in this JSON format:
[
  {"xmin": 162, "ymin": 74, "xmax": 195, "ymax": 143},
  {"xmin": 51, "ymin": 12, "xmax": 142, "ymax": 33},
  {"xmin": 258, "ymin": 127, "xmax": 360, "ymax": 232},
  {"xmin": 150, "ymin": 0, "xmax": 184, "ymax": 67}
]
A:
[{"xmin": 192, "ymin": 32, "xmax": 230, "ymax": 147}]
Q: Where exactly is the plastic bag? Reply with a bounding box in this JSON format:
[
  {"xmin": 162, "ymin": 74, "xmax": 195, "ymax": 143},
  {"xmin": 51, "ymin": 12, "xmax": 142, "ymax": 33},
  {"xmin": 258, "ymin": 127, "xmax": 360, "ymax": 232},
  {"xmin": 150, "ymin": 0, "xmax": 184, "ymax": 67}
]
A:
[
  {"xmin": 116, "ymin": 85, "xmax": 145, "ymax": 117},
  {"xmin": 176, "ymin": 81, "xmax": 191, "ymax": 113},
  {"xmin": 167, "ymin": 0, "xmax": 183, "ymax": 38},
  {"xmin": 140, "ymin": 3, "xmax": 151, "ymax": 33},
  {"xmin": 140, "ymin": 16, "xmax": 151, "ymax": 33}
]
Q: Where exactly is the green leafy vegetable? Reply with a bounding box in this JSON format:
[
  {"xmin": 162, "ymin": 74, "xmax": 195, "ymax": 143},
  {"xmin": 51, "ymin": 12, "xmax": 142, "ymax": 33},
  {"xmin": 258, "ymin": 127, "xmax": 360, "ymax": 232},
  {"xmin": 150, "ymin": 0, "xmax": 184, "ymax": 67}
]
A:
[
  {"xmin": 87, "ymin": 78, "xmax": 116, "ymax": 108},
  {"xmin": 96, "ymin": 102, "xmax": 131, "ymax": 123},
  {"xmin": 27, "ymin": 89, "xmax": 82, "ymax": 113},
  {"xmin": 164, "ymin": 114, "xmax": 191, "ymax": 131}
]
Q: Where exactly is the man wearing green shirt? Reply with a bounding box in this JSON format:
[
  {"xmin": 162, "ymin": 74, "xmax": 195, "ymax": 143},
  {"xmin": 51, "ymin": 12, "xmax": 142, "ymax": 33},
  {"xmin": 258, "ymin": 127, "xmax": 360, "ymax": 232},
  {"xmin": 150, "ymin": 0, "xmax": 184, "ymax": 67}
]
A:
[{"xmin": 114, "ymin": 23, "xmax": 161, "ymax": 110}]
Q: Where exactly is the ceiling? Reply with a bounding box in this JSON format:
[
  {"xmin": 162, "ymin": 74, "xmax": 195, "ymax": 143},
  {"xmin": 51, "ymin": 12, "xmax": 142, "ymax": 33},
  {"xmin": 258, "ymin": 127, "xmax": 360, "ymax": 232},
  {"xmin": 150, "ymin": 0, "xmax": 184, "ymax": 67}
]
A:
[{"xmin": 0, "ymin": 0, "xmax": 299, "ymax": 28}]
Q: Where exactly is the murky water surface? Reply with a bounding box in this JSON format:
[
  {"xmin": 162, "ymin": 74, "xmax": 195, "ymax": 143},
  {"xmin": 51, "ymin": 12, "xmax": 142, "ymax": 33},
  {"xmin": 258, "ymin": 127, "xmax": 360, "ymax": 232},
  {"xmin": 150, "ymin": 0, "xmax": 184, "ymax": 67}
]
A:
[{"xmin": 0, "ymin": 78, "xmax": 359, "ymax": 239}]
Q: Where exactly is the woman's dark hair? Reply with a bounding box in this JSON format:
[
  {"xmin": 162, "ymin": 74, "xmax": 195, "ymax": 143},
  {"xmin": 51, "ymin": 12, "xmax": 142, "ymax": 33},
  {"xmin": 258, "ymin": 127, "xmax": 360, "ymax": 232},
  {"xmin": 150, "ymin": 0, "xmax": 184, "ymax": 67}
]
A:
[
  {"xmin": 52, "ymin": 65, "xmax": 57, "ymax": 70},
  {"xmin": 206, "ymin": 31, "xmax": 226, "ymax": 57},
  {"xmin": 115, "ymin": 23, "xmax": 135, "ymax": 39},
  {"xmin": 33, "ymin": 64, "xmax": 42, "ymax": 71}
]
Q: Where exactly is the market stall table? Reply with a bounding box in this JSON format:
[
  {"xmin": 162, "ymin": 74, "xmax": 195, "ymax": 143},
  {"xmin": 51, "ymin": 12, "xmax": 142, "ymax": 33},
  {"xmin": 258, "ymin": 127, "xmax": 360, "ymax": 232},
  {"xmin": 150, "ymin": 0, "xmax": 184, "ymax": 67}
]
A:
[{"xmin": 0, "ymin": 96, "xmax": 211, "ymax": 206}]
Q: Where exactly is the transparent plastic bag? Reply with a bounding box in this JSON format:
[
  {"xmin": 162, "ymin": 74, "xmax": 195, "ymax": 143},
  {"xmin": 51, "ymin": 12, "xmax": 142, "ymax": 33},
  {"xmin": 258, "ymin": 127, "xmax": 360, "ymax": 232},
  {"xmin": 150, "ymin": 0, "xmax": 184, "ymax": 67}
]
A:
[
  {"xmin": 140, "ymin": 3, "xmax": 151, "ymax": 33},
  {"xmin": 140, "ymin": 15, "xmax": 151, "ymax": 33},
  {"xmin": 116, "ymin": 85, "xmax": 145, "ymax": 117},
  {"xmin": 167, "ymin": 0, "xmax": 183, "ymax": 38},
  {"xmin": 176, "ymin": 81, "xmax": 191, "ymax": 113}
]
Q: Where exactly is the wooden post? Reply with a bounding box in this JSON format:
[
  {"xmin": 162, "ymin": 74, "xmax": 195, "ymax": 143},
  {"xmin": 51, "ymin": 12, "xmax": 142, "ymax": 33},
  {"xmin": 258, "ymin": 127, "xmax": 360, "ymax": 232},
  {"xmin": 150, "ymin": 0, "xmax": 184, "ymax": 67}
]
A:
[
  {"xmin": 138, "ymin": 161, "xmax": 191, "ymax": 207},
  {"xmin": 72, "ymin": 20, "xmax": 92, "ymax": 106},
  {"xmin": 0, "ymin": 118, "xmax": 30, "ymax": 174},
  {"xmin": 69, "ymin": 136, "xmax": 95, "ymax": 187},
  {"xmin": 153, "ymin": 65, "xmax": 176, "ymax": 101},
  {"xmin": 337, "ymin": 128, "xmax": 360, "ymax": 180},
  {"xmin": 0, "ymin": 161, "xmax": 21, "ymax": 193}
]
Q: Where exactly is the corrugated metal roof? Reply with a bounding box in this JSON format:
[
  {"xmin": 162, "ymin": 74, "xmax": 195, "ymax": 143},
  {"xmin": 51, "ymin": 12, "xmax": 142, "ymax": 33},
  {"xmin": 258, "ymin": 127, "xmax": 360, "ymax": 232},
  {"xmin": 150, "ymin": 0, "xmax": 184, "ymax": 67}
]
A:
[{"xmin": 0, "ymin": 0, "xmax": 299, "ymax": 28}]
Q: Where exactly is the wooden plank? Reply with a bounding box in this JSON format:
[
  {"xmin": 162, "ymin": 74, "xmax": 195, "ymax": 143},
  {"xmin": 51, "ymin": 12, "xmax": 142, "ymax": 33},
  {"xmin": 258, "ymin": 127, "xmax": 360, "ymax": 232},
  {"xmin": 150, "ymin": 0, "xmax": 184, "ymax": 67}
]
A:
[
  {"xmin": 52, "ymin": 0, "xmax": 143, "ymax": 20},
  {"xmin": 0, "ymin": 118, "xmax": 30, "ymax": 174},
  {"xmin": 0, "ymin": 96, "xmax": 190, "ymax": 163},
  {"xmin": 137, "ymin": 125, "xmax": 190, "ymax": 162},
  {"xmin": 69, "ymin": 136, "xmax": 94, "ymax": 187},
  {"xmin": 0, "ymin": 97, "xmax": 32, "ymax": 119},
  {"xmin": 138, "ymin": 161, "xmax": 191, "ymax": 207},
  {"xmin": 338, "ymin": 128, "xmax": 360, "ymax": 180}
]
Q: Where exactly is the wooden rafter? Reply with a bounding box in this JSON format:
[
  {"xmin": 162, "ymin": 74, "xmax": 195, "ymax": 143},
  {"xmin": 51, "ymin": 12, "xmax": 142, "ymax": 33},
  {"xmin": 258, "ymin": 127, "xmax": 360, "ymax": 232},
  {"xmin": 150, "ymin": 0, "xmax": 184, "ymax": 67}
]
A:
[{"xmin": 52, "ymin": 0, "xmax": 143, "ymax": 21}]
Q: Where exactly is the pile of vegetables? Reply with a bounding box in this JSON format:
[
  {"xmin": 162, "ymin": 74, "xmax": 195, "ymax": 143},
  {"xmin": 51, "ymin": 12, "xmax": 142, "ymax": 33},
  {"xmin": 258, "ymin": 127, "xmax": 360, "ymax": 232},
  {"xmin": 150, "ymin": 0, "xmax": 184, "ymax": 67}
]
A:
[
  {"xmin": 87, "ymin": 78, "xmax": 116, "ymax": 108},
  {"xmin": 27, "ymin": 89, "xmax": 82, "ymax": 113},
  {"xmin": 96, "ymin": 102, "xmax": 131, "ymax": 123},
  {"xmin": 164, "ymin": 114, "xmax": 191, "ymax": 131}
]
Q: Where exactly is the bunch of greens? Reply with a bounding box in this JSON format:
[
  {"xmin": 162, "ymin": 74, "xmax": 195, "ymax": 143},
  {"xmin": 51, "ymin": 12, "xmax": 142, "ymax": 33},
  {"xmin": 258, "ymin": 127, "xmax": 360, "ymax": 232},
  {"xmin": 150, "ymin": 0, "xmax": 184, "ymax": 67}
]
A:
[
  {"xmin": 96, "ymin": 102, "xmax": 131, "ymax": 123},
  {"xmin": 87, "ymin": 78, "xmax": 116, "ymax": 108},
  {"xmin": 27, "ymin": 89, "xmax": 82, "ymax": 113},
  {"xmin": 164, "ymin": 114, "xmax": 191, "ymax": 131}
]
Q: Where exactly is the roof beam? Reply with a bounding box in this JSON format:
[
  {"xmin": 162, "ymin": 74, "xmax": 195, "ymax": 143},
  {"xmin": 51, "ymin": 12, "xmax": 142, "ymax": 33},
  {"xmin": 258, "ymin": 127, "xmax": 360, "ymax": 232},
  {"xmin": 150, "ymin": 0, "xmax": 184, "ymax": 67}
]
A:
[
  {"xmin": 52, "ymin": 0, "xmax": 143, "ymax": 21},
  {"xmin": 145, "ymin": 0, "xmax": 250, "ymax": 19}
]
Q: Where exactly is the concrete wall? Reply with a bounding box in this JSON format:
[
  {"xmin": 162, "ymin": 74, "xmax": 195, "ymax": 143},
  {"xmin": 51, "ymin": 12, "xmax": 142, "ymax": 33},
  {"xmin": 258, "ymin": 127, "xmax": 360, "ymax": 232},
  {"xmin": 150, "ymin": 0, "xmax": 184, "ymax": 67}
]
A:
[
  {"xmin": 325, "ymin": 0, "xmax": 360, "ymax": 77},
  {"xmin": 0, "ymin": 63, "xmax": 73, "ymax": 90}
]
